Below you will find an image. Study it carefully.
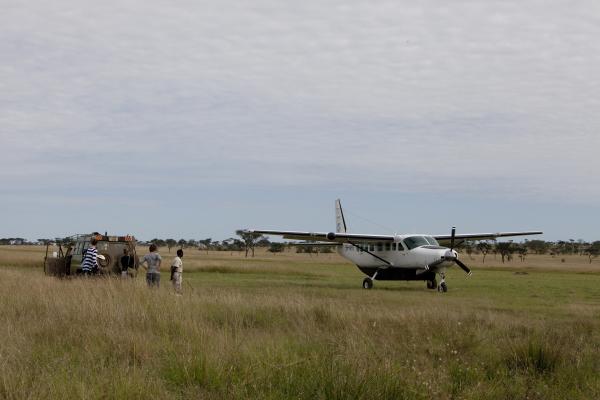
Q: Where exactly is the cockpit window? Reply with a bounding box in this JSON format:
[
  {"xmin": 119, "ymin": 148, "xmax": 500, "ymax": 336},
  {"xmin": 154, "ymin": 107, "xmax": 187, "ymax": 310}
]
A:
[
  {"xmin": 425, "ymin": 236, "xmax": 439, "ymax": 246},
  {"xmin": 403, "ymin": 236, "xmax": 430, "ymax": 250}
]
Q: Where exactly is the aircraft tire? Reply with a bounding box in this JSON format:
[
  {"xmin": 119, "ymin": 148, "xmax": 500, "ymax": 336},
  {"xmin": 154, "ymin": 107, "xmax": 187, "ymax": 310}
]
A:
[
  {"xmin": 426, "ymin": 279, "xmax": 437, "ymax": 289},
  {"xmin": 439, "ymin": 282, "xmax": 448, "ymax": 293},
  {"xmin": 362, "ymin": 278, "xmax": 373, "ymax": 289}
]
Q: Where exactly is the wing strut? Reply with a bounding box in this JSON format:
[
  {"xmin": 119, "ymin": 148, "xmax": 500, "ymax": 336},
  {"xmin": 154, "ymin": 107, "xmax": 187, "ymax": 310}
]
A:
[{"xmin": 348, "ymin": 241, "xmax": 392, "ymax": 266}]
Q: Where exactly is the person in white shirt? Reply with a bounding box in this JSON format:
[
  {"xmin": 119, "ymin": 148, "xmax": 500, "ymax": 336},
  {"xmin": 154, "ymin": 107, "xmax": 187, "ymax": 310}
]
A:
[{"xmin": 170, "ymin": 249, "xmax": 183, "ymax": 294}]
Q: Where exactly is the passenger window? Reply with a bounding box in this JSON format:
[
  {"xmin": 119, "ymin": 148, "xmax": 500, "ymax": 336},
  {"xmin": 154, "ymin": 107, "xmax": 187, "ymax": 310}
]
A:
[
  {"xmin": 385, "ymin": 243, "xmax": 391, "ymax": 251},
  {"xmin": 398, "ymin": 242, "xmax": 405, "ymax": 251},
  {"xmin": 369, "ymin": 244, "xmax": 375, "ymax": 251},
  {"xmin": 377, "ymin": 242, "xmax": 383, "ymax": 251},
  {"xmin": 391, "ymin": 243, "xmax": 396, "ymax": 251}
]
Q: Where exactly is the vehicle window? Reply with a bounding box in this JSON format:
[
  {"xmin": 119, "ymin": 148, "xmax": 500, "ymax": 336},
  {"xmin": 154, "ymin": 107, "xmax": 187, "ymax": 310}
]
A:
[
  {"xmin": 369, "ymin": 244, "xmax": 375, "ymax": 251},
  {"xmin": 391, "ymin": 243, "xmax": 396, "ymax": 251},
  {"xmin": 397, "ymin": 242, "xmax": 405, "ymax": 251},
  {"xmin": 376, "ymin": 242, "xmax": 383, "ymax": 251},
  {"xmin": 425, "ymin": 236, "xmax": 440, "ymax": 246},
  {"xmin": 403, "ymin": 236, "xmax": 430, "ymax": 250},
  {"xmin": 385, "ymin": 243, "xmax": 390, "ymax": 251}
]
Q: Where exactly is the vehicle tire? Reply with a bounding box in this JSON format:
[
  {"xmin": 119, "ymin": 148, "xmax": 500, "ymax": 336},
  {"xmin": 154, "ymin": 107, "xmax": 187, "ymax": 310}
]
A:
[
  {"xmin": 362, "ymin": 278, "xmax": 373, "ymax": 289},
  {"xmin": 426, "ymin": 280, "xmax": 436, "ymax": 289},
  {"xmin": 440, "ymin": 282, "xmax": 448, "ymax": 293},
  {"xmin": 98, "ymin": 253, "xmax": 111, "ymax": 271}
]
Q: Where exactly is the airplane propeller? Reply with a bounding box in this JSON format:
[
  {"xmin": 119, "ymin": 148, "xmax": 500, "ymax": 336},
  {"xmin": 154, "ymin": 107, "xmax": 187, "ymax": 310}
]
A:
[{"xmin": 447, "ymin": 226, "xmax": 472, "ymax": 276}]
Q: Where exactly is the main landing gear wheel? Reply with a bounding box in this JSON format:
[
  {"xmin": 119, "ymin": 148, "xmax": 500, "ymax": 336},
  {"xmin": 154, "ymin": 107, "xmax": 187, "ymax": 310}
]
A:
[
  {"xmin": 438, "ymin": 282, "xmax": 448, "ymax": 293},
  {"xmin": 426, "ymin": 279, "xmax": 437, "ymax": 290},
  {"xmin": 362, "ymin": 278, "xmax": 373, "ymax": 289}
]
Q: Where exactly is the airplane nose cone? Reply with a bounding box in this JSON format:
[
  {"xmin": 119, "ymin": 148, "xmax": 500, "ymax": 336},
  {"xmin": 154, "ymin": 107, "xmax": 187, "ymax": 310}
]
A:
[{"xmin": 443, "ymin": 249, "xmax": 456, "ymax": 260}]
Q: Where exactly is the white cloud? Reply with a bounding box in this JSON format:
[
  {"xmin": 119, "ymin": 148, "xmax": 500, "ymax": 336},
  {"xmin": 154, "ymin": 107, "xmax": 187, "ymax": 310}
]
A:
[{"xmin": 1, "ymin": 0, "xmax": 599, "ymax": 205}]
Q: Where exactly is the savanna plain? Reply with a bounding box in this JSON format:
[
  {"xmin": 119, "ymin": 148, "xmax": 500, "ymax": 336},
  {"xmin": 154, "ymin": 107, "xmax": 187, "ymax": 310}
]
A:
[{"xmin": 0, "ymin": 245, "xmax": 599, "ymax": 399}]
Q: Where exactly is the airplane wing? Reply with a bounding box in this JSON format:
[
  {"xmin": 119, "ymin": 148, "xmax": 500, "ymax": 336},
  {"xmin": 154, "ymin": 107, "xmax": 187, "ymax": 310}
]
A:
[
  {"xmin": 248, "ymin": 230, "xmax": 542, "ymax": 245},
  {"xmin": 433, "ymin": 231, "xmax": 543, "ymax": 243},
  {"xmin": 247, "ymin": 230, "xmax": 395, "ymax": 243}
]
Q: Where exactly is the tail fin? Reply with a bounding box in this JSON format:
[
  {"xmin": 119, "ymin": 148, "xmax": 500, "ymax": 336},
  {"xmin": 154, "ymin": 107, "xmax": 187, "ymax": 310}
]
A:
[{"xmin": 335, "ymin": 199, "xmax": 347, "ymax": 233}]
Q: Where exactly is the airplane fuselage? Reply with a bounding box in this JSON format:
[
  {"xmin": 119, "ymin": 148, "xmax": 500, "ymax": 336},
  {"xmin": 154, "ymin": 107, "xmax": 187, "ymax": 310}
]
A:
[{"xmin": 337, "ymin": 235, "xmax": 457, "ymax": 281}]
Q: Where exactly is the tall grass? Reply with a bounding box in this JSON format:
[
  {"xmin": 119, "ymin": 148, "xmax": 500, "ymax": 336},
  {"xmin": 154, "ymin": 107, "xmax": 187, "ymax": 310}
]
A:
[{"xmin": 0, "ymin": 247, "xmax": 599, "ymax": 399}]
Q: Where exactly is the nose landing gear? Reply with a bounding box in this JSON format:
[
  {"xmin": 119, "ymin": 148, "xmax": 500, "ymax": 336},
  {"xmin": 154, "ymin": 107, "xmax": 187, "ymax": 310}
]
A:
[{"xmin": 437, "ymin": 272, "xmax": 448, "ymax": 292}]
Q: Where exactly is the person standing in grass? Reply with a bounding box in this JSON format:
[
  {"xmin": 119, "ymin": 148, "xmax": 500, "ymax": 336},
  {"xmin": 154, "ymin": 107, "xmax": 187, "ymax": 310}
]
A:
[
  {"xmin": 80, "ymin": 237, "xmax": 99, "ymax": 275},
  {"xmin": 140, "ymin": 244, "xmax": 162, "ymax": 287},
  {"xmin": 120, "ymin": 248, "xmax": 134, "ymax": 278},
  {"xmin": 170, "ymin": 249, "xmax": 184, "ymax": 295}
]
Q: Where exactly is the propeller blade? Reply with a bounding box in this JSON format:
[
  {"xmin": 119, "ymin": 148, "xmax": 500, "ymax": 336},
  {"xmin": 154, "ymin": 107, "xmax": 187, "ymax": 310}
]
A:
[
  {"xmin": 450, "ymin": 226, "xmax": 456, "ymax": 251},
  {"xmin": 455, "ymin": 259, "xmax": 472, "ymax": 276}
]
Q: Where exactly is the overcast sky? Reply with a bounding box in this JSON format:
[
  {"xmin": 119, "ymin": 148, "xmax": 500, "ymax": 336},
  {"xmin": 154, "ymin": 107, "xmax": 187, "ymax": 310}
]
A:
[{"xmin": 1, "ymin": 0, "xmax": 599, "ymax": 241}]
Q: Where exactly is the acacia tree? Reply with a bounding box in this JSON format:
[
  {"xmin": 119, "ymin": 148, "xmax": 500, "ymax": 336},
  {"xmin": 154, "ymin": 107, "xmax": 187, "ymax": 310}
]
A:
[
  {"xmin": 165, "ymin": 239, "xmax": 177, "ymax": 253},
  {"xmin": 516, "ymin": 245, "xmax": 528, "ymax": 262},
  {"xmin": 150, "ymin": 238, "xmax": 165, "ymax": 248},
  {"xmin": 586, "ymin": 241, "xmax": 600, "ymax": 264},
  {"xmin": 235, "ymin": 230, "xmax": 265, "ymax": 258},
  {"xmin": 477, "ymin": 242, "xmax": 490, "ymax": 263},
  {"xmin": 198, "ymin": 238, "xmax": 212, "ymax": 254},
  {"xmin": 525, "ymin": 240, "xmax": 549, "ymax": 255},
  {"xmin": 495, "ymin": 242, "xmax": 514, "ymax": 263},
  {"xmin": 268, "ymin": 242, "xmax": 285, "ymax": 253},
  {"xmin": 464, "ymin": 242, "xmax": 474, "ymax": 260}
]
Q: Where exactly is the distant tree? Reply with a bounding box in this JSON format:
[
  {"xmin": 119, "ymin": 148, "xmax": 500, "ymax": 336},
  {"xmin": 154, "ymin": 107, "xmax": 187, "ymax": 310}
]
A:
[
  {"xmin": 198, "ymin": 238, "xmax": 212, "ymax": 254},
  {"xmin": 235, "ymin": 230, "xmax": 265, "ymax": 257},
  {"xmin": 268, "ymin": 242, "xmax": 285, "ymax": 253},
  {"xmin": 525, "ymin": 240, "xmax": 549, "ymax": 255},
  {"xmin": 187, "ymin": 239, "xmax": 198, "ymax": 248},
  {"xmin": 495, "ymin": 242, "xmax": 514, "ymax": 263},
  {"xmin": 477, "ymin": 242, "xmax": 491, "ymax": 263},
  {"xmin": 37, "ymin": 239, "xmax": 53, "ymax": 246},
  {"xmin": 150, "ymin": 238, "xmax": 166, "ymax": 248},
  {"xmin": 177, "ymin": 239, "xmax": 187, "ymax": 249},
  {"xmin": 464, "ymin": 242, "xmax": 474, "ymax": 260},
  {"xmin": 256, "ymin": 238, "xmax": 271, "ymax": 247},
  {"xmin": 222, "ymin": 238, "xmax": 244, "ymax": 254},
  {"xmin": 516, "ymin": 245, "xmax": 528, "ymax": 262},
  {"xmin": 165, "ymin": 239, "xmax": 177, "ymax": 253},
  {"xmin": 296, "ymin": 244, "xmax": 315, "ymax": 256},
  {"xmin": 586, "ymin": 241, "xmax": 600, "ymax": 264},
  {"xmin": 577, "ymin": 239, "xmax": 587, "ymax": 256}
]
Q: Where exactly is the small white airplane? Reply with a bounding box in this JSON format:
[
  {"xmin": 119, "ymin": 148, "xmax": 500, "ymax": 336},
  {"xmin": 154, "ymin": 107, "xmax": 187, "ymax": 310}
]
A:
[{"xmin": 246, "ymin": 199, "xmax": 542, "ymax": 292}]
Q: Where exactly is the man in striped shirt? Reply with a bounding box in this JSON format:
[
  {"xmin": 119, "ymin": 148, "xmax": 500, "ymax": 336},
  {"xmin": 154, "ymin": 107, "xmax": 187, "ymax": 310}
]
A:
[{"xmin": 81, "ymin": 238, "xmax": 99, "ymax": 275}]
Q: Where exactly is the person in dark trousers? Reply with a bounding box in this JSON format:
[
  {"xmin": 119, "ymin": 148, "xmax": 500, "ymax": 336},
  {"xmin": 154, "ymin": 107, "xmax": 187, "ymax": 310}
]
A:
[
  {"xmin": 140, "ymin": 244, "xmax": 162, "ymax": 287},
  {"xmin": 120, "ymin": 248, "xmax": 134, "ymax": 278}
]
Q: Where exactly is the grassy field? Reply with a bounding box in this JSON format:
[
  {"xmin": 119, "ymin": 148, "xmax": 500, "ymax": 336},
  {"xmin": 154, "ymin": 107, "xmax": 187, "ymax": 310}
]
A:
[{"xmin": 0, "ymin": 245, "xmax": 599, "ymax": 399}]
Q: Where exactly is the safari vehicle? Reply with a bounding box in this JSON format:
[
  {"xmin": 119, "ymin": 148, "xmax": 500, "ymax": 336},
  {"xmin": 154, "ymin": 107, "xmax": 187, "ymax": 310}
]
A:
[{"xmin": 44, "ymin": 233, "xmax": 139, "ymax": 277}]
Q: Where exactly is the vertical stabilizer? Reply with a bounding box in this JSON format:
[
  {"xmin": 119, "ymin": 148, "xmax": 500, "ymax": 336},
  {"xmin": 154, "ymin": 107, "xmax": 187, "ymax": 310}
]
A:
[{"xmin": 335, "ymin": 199, "xmax": 347, "ymax": 233}]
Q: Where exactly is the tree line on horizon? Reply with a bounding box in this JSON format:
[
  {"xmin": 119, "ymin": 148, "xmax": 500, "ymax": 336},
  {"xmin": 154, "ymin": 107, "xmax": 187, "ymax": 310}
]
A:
[{"xmin": 2, "ymin": 236, "xmax": 600, "ymax": 263}]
